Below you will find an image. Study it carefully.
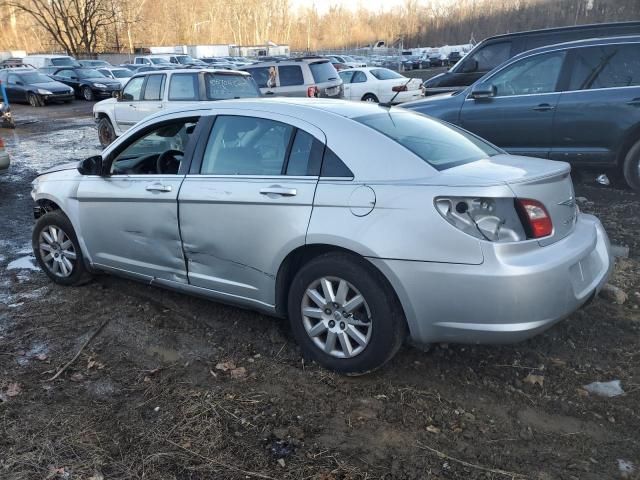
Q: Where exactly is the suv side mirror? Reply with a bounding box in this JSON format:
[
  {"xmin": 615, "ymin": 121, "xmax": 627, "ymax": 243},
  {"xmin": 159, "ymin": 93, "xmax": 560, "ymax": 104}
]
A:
[
  {"xmin": 460, "ymin": 59, "xmax": 478, "ymax": 73},
  {"xmin": 113, "ymin": 90, "xmax": 122, "ymax": 100},
  {"xmin": 78, "ymin": 155, "xmax": 103, "ymax": 175},
  {"xmin": 470, "ymin": 82, "xmax": 496, "ymax": 100}
]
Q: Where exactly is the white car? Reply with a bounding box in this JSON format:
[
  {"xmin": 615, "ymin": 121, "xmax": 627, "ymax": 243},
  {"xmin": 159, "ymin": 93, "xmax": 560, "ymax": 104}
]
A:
[
  {"xmin": 338, "ymin": 67, "xmax": 422, "ymax": 104},
  {"xmin": 92, "ymin": 68, "xmax": 260, "ymax": 147},
  {"xmin": 97, "ymin": 67, "xmax": 133, "ymax": 88},
  {"xmin": 328, "ymin": 55, "xmax": 367, "ymax": 68}
]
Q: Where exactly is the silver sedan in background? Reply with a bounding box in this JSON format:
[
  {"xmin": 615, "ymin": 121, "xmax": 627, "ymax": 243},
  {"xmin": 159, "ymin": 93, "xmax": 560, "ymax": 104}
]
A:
[{"xmin": 30, "ymin": 99, "xmax": 612, "ymax": 374}]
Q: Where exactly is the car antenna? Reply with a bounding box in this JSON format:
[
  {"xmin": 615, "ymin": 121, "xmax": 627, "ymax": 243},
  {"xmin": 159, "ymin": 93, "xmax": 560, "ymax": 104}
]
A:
[{"xmin": 379, "ymin": 76, "xmax": 414, "ymax": 108}]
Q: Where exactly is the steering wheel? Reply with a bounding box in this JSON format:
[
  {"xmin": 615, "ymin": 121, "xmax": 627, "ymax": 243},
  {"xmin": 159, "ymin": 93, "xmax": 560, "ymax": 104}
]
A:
[{"xmin": 156, "ymin": 149, "xmax": 183, "ymax": 174}]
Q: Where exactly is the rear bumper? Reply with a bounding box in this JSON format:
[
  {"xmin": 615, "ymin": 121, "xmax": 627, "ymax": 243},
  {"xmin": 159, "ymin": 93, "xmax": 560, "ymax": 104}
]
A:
[
  {"xmin": 369, "ymin": 214, "xmax": 612, "ymax": 345},
  {"xmin": 392, "ymin": 90, "xmax": 423, "ymax": 104}
]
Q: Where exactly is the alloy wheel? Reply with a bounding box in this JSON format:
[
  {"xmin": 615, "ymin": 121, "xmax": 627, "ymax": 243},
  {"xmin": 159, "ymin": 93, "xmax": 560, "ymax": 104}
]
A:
[
  {"xmin": 38, "ymin": 225, "xmax": 76, "ymax": 277},
  {"xmin": 301, "ymin": 276, "xmax": 372, "ymax": 358}
]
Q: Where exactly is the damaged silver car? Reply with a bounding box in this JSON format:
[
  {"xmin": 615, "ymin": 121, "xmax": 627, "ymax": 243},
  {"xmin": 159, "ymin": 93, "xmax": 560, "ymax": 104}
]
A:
[{"xmin": 31, "ymin": 98, "xmax": 612, "ymax": 374}]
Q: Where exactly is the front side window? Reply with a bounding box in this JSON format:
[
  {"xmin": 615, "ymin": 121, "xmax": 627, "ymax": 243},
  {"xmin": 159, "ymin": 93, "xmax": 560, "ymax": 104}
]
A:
[
  {"xmin": 489, "ymin": 51, "xmax": 565, "ymax": 97},
  {"xmin": 354, "ymin": 110, "xmax": 500, "ymax": 170},
  {"xmin": 201, "ymin": 116, "xmax": 294, "ymax": 175},
  {"xmin": 461, "ymin": 41, "xmax": 511, "ymax": 73},
  {"xmin": 569, "ymin": 43, "xmax": 640, "ymax": 90},
  {"xmin": 278, "ymin": 66, "xmax": 304, "ymax": 86},
  {"xmin": 111, "ymin": 119, "xmax": 199, "ymax": 175},
  {"xmin": 244, "ymin": 67, "xmax": 270, "ymax": 88},
  {"xmin": 8, "ymin": 74, "xmax": 20, "ymax": 84},
  {"xmin": 204, "ymin": 73, "xmax": 260, "ymax": 99},
  {"xmin": 169, "ymin": 73, "xmax": 198, "ymax": 100},
  {"xmin": 143, "ymin": 74, "xmax": 165, "ymax": 100},
  {"xmin": 122, "ymin": 76, "xmax": 144, "ymax": 101},
  {"xmin": 370, "ymin": 68, "xmax": 403, "ymax": 80}
]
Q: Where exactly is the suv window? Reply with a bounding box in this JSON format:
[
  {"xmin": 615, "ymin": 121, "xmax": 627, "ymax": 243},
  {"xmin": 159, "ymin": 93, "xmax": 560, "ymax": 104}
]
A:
[
  {"xmin": 278, "ymin": 65, "xmax": 304, "ymax": 86},
  {"xmin": 122, "ymin": 76, "xmax": 144, "ymax": 101},
  {"xmin": 8, "ymin": 74, "xmax": 20, "ymax": 84},
  {"xmin": 244, "ymin": 66, "xmax": 270, "ymax": 88},
  {"xmin": 569, "ymin": 43, "xmax": 640, "ymax": 90},
  {"xmin": 201, "ymin": 116, "xmax": 294, "ymax": 175},
  {"xmin": 204, "ymin": 73, "xmax": 260, "ymax": 99},
  {"xmin": 461, "ymin": 41, "xmax": 511, "ymax": 73},
  {"xmin": 143, "ymin": 74, "xmax": 165, "ymax": 100},
  {"xmin": 169, "ymin": 73, "xmax": 199, "ymax": 100},
  {"xmin": 309, "ymin": 61, "xmax": 338, "ymax": 83},
  {"xmin": 490, "ymin": 51, "xmax": 565, "ymax": 97}
]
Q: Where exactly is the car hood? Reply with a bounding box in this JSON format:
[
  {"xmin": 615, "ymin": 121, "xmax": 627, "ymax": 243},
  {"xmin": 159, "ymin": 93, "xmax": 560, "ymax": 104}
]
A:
[
  {"xmin": 94, "ymin": 98, "xmax": 117, "ymax": 110},
  {"xmin": 37, "ymin": 161, "xmax": 80, "ymax": 177},
  {"xmin": 403, "ymin": 91, "xmax": 460, "ymax": 109},
  {"xmin": 32, "ymin": 81, "xmax": 72, "ymax": 91}
]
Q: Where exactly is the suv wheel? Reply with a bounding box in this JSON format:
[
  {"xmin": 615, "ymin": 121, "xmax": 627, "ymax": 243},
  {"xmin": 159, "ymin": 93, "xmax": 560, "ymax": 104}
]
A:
[
  {"xmin": 82, "ymin": 86, "xmax": 95, "ymax": 101},
  {"xmin": 97, "ymin": 117, "xmax": 116, "ymax": 148},
  {"xmin": 288, "ymin": 253, "xmax": 406, "ymax": 375},
  {"xmin": 28, "ymin": 92, "xmax": 42, "ymax": 107},
  {"xmin": 623, "ymin": 139, "xmax": 640, "ymax": 191},
  {"xmin": 362, "ymin": 93, "xmax": 379, "ymax": 103},
  {"xmin": 32, "ymin": 211, "xmax": 92, "ymax": 286}
]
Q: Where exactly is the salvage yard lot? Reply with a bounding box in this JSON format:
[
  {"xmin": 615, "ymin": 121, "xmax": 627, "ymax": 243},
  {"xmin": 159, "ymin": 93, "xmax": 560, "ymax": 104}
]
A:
[{"xmin": 1, "ymin": 104, "xmax": 639, "ymax": 480}]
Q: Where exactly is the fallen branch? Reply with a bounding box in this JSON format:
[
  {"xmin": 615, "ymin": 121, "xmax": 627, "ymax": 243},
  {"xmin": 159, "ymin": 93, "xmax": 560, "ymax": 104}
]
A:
[
  {"xmin": 47, "ymin": 317, "xmax": 112, "ymax": 381},
  {"xmin": 416, "ymin": 442, "xmax": 528, "ymax": 479},
  {"xmin": 166, "ymin": 439, "xmax": 276, "ymax": 480}
]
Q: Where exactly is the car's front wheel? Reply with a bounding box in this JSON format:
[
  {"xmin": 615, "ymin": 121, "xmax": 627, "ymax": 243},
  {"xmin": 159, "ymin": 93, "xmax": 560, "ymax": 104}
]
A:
[
  {"xmin": 32, "ymin": 211, "xmax": 92, "ymax": 286},
  {"xmin": 28, "ymin": 93, "xmax": 43, "ymax": 107},
  {"xmin": 288, "ymin": 253, "xmax": 406, "ymax": 375},
  {"xmin": 97, "ymin": 117, "xmax": 116, "ymax": 148},
  {"xmin": 623, "ymin": 138, "xmax": 640, "ymax": 191},
  {"xmin": 82, "ymin": 86, "xmax": 95, "ymax": 101}
]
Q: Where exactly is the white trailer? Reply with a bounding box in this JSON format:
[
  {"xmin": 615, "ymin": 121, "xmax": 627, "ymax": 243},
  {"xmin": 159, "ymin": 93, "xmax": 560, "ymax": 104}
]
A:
[{"xmin": 186, "ymin": 45, "xmax": 232, "ymax": 58}]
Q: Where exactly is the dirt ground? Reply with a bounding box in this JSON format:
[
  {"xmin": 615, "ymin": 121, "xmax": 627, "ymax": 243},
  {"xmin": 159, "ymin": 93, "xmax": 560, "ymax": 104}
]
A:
[{"xmin": 0, "ymin": 102, "xmax": 639, "ymax": 480}]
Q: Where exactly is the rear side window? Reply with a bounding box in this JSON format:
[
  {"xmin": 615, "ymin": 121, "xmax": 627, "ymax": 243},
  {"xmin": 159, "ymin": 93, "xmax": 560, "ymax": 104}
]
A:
[
  {"xmin": 354, "ymin": 111, "xmax": 499, "ymax": 171},
  {"xmin": 286, "ymin": 130, "xmax": 323, "ymax": 176},
  {"xmin": 352, "ymin": 71, "xmax": 367, "ymax": 83},
  {"xmin": 278, "ymin": 66, "xmax": 304, "ymax": 86},
  {"xmin": 461, "ymin": 41, "xmax": 511, "ymax": 73},
  {"xmin": 244, "ymin": 67, "xmax": 270, "ymax": 88},
  {"xmin": 321, "ymin": 148, "xmax": 353, "ymax": 178},
  {"xmin": 569, "ymin": 43, "xmax": 640, "ymax": 90},
  {"xmin": 204, "ymin": 73, "xmax": 260, "ymax": 99},
  {"xmin": 169, "ymin": 73, "xmax": 198, "ymax": 100},
  {"xmin": 309, "ymin": 61, "xmax": 339, "ymax": 83},
  {"xmin": 143, "ymin": 74, "xmax": 165, "ymax": 100}
]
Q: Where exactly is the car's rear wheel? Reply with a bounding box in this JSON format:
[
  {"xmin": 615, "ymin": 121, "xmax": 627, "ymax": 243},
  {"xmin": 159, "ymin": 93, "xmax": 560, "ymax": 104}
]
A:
[
  {"xmin": 622, "ymin": 138, "xmax": 640, "ymax": 191},
  {"xmin": 32, "ymin": 211, "xmax": 92, "ymax": 286},
  {"xmin": 28, "ymin": 93, "xmax": 42, "ymax": 107},
  {"xmin": 362, "ymin": 93, "xmax": 379, "ymax": 103},
  {"xmin": 288, "ymin": 253, "xmax": 406, "ymax": 375},
  {"xmin": 82, "ymin": 86, "xmax": 95, "ymax": 101},
  {"xmin": 97, "ymin": 117, "xmax": 116, "ymax": 148}
]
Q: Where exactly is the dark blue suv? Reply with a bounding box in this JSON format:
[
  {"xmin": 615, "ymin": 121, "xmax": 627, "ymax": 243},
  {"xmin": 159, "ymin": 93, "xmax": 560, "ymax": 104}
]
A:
[{"xmin": 403, "ymin": 36, "xmax": 640, "ymax": 190}]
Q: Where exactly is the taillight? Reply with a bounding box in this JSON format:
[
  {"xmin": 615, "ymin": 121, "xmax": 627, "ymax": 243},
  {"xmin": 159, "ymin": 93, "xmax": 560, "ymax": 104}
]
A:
[
  {"xmin": 0, "ymin": 137, "xmax": 4, "ymax": 148},
  {"xmin": 392, "ymin": 85, "xmax": 407, "ymax": 92},
  {"xmin": 307, "ymin": 86, "xmax": 319, "ymax": 98},
  {"xmin": 515, "ymin": 199, "xmax": 553, "ymax": 238}
]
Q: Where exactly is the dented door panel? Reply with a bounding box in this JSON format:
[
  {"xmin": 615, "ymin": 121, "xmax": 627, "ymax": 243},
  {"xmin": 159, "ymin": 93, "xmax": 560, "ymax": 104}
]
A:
[{"xmin": 76, "ymin": 175, "xmax": 187, "ymax": 282}]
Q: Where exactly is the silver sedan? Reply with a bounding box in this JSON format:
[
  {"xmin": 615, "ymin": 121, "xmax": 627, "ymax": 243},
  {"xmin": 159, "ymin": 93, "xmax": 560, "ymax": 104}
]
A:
[{"xmin": 30, "ymin": 98, "xmax": 612, "ymax": 374}]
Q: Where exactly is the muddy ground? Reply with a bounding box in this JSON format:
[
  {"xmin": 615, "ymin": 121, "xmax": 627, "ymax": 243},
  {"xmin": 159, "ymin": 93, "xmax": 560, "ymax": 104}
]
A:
[{"xmin": 0, "ymin": 102, "xmax": 639, "ymax": 480}]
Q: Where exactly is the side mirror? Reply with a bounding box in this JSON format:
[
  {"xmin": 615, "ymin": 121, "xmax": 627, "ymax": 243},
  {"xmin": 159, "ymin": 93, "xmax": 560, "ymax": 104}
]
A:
[
  {"xmin": 460, "ymin": 59, "xmax": 478, "ymax": 74},
  {"xmin": 15, "ymin": 80, "xmax": 24, "ymax": 86},
  {"xmin": 113, "ymin": 90, "xmax": 122, "ymax": 99},
  {"xmin": 470, "ymin": 82, "xmax": 496, "ymax": 100},
  {"xmin": 70, "ymin": 76, "xmax": 78, "ymax": 80},
  {"xmin": 78, "ymin": 155, "xmax": 103, "ymax": 175}
]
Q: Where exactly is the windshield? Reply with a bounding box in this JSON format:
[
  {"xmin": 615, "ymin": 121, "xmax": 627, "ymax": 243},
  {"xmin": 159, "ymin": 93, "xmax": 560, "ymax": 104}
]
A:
[
  {"xmin": 204, "ymin": 73, "xmax": 260, "ymax": 99},
  {"xmin": 19, "ymin": 72, "xmax": 55, "ymax": 84},
  {"xmin": 370, "ymin": 68, "xmax": 404, "ymax": 80},
  {"xmin": 309, "ymin": 61, "xmax": 338, "ymax": 83},
  {"xmin": 51, "ymin": 57, "xmax": 77, "ymax": 66},
  {"xmin": 77, "ymin": 69, "xmax": 106, "ymax": 79},
  {"xmin": 176, "ymin": 55, "xmax": 196, "ymax": 64},
  {"xmin": 150, "ymin": 58, "xmax": 170, "ymax": 65},
  {"xmin": 354, "ymin": 110, "xmax": 500, "ymax": 170},
  {"xmin": 112, "ymin": 69, "xmax": 132, "ymax": 78}
]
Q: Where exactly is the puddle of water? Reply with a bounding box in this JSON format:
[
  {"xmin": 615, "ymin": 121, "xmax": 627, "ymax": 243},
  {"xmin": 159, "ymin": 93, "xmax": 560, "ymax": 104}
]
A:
[
  {"xmin": 7, "ymin": 255, "xmax": 40, "ymax": 271},
  {"xmin": 146, "ymin": 345, "xmax": 181, "ymax": 363}
]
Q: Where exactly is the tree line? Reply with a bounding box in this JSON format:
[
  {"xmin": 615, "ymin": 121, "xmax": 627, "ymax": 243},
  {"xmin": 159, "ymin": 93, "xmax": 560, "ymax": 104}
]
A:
[{"xmin": 0, "ymin": 0, "xmax": 639, "ymax": 56}]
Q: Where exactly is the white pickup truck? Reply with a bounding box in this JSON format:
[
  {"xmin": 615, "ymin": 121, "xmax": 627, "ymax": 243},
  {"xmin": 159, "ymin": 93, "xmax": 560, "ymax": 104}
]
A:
[{"xmin": 92, "ymin": 68, "xmax": 260, "ymax": 147}]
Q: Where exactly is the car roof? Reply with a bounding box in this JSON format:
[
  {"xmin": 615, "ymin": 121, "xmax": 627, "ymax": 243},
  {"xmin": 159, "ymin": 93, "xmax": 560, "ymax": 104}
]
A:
[
  {"xmin": 130, "ymin": 67, "xmax": 248, "ymax": 78},
  {"xmin": 508, "ymin": 34, "xmax": 640, "ymax": 62},
  {"xmin": 244, "ymin": 57, "xmax": 328, "ymax": 67},
  {"xmin": 483, "ymin": 21, "xmax": 640, "ymax": 42}
]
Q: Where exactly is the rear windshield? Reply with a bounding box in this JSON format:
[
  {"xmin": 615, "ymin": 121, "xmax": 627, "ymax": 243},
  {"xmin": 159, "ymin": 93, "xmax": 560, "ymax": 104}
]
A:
[
  {"xmin": 370, "ymin": 68, "xmax": 403, "ymax": 80},
  {"xmin": 354, "ymin": 111, "xmax": 500, "ymax": 170},
  {"xmin": 309, "ymin": 61, "xmax": 338, "ymax": 83},
  {"xmin": 51, "ymin": 57, "xmax": 77, "ymax": 66},
  {"xmin": 204, "ymin": 73, "xmax": 260, "ymax": 99}
]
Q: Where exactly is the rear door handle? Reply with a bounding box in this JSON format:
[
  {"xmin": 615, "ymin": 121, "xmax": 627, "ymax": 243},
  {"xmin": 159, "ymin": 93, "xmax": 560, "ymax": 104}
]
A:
[
  {"xmin": 260, "ymin": 186, "xmax": 297, "ymax": 197},
  {"xmin": 532, "ymin": 103, "xmax": 554, "ymax": 112},
  {"xmin": 146, "ymin": 183, "xmax": 172, "ymax": 192},
  {"xmin": 627, "ymin": 98, "xmax": 640, "ymax": 106}
]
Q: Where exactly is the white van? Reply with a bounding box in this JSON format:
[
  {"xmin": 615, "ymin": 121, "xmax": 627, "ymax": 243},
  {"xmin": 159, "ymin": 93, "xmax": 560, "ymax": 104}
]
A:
[{"xmin": 22, "ymin": 54, "xmax": 80, "ymax": 70}]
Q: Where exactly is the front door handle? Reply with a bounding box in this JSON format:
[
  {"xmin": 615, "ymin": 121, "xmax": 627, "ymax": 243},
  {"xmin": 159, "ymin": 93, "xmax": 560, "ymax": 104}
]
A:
[
  {"xmin": 146, "ymin": 183, "xmax": 172, "ymax": 192},
  {"xmin": 532, "ymin": 103, "xmax": 554, "ymax": 112},
  {"xmin": 627, "ymin": 98, "xmax": 640, "ymax": 106},
  {"xmin": 260, "ymin": 186, "xmax": 297, "ymax": 197}
]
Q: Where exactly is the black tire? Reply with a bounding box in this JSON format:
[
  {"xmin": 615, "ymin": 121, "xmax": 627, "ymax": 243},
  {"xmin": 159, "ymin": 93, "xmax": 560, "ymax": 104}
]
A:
[
  {"xmin": 82, "ymin": 86, "xmax": 95, "ymax": 101},
  {"xmin": 288, "ymin": 252, "xmax": 407, "ymax": 375},
  {"xmin": 28, "ymin": 92, "xmax": 42, "ymax": 107},
  {"xmin": 622, "ymin": 139, "xmax": 640, "ymax": 191},
  {"xmin": 361, "ymin": 93, "xmax": 379, "ymax": 103},
  {"xmin": 32, "ymin": 211, "xmax": 92, "ymax": 286},
  {"xmin": 97, "ymin": 117, "xmax": 116, "ymax": 148}
]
